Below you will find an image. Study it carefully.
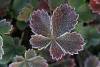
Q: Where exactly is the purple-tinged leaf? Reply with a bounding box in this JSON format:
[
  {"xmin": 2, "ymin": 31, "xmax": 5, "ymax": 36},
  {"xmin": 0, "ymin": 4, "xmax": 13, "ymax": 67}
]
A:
[
  {"xmin": 29, "ymin": 3, "xmax": 85, "ymax": 61},
  {"xmin": 97, "ymin": 62, "xmax": 100, "ymax": 67},
  {"xmin": 37, "ymin": 0, "xmax": 50, "ymax": 11},
  {"xmin": 57, "ymin": 32, "xmax": 85, "ymax": 55},
  {"xmin": 9, "ymin": 62, "xmax": 23, "ymax": 67},
  {"xmin": 65, "ymin": 58, "xmax": 76, "ymax": 67},
  {"xmin": 84, "ymin": 56, "xmax": 100, "ymax": 67},
  {"xmin": 30, "ymin": 9, "xmax": 51, "ymax": 37},
  {"xmin": 49, "ymin": 41, "xmax": 65, "ymax": 60},
  {"xmin": 52, "ymin": 4, "xmax": 78, "ymax": 37},
  {"xmin": 30, "ymin": 35, "xmax": 50, "ymax": 50}
]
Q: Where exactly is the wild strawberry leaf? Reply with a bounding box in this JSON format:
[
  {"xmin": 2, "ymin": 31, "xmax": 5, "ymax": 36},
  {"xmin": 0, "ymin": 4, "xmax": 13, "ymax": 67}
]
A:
[
  {"xmin": 0, "ymin": 19, "xmax": 11, "ymax": 35},
  {"xmin": 57, "ymin": 32, "xmax": 85, "ymax": 55},
  {"xmin": 0, "ymin": 36, "xmax": 25, "ymax": 64},
  {"xmin": 30, "ymin": 10, "xmax": 51, "ymax": 37},
  {"xmin": 30, "ymin": 35, "xmax": 50, "ymax": 50},
  {"xmin": 0, "ymin": 20, "xmax": 25, "ymax": 64},
  {"xmin": 29, "ymin": 4, "xmax": 85, "ymax": 60},
  {"xmin": 9, "ymin": 49, "xmax": 48, "ymax": 67},
  {"xmin": 52, "ymin": 4, "xmax": 78, "ymax": 37},
  {"xmin": 49, "ymin": 41, "xmax": 65, "ymax": 60}
]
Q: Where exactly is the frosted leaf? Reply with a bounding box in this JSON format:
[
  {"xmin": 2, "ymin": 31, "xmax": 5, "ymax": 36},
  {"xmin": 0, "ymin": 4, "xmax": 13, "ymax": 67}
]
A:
[
  {"xmin": 57, "ymin": 32, "xmax": 85, "ymax": 55},
  {"xmin": 28, "ymin": 56, "xmax": 48, "ymax": 67},
  {"xmin": 9, "ymin": 62, "xmax": 23, "ymax": 67},
  {"xmin": 9, "ymin": 49, "xmax": 48, "ymax": 67},
  {"xmin": 0, "ymin": 36, "xmax": 4, "ymax": 59},
  {"xmin": 49, "ymin": 41, "xmax": 65, "ymax": 60},
  {"xmin": 84, "ymin": 56, "xmax": 100, "ymax": 67},
  {"xmin": 29, "ymin": 4, "xmax": 85, "ymax": 61},
  {"xmin": 52, "ymin": 4, "xmax": 78, "ymax": 37},
  {"xmin": 14, "ymin": 56, "xmax": 24, "ymax": 62},
  {"xmin": 97, "ymin": 62, "xmax": 100, "ymax": 67},
  {"xmin": 30, "ymin": 35, "xmax": 50, "ymax": 50},
  {"xmin": 0, "ymin": 19, "xmax": 10, "ymax": 27},
  {"xmin": 30, "ymin": 9, "xmax": 51, "ymax": 37},
  {"xmin": 28, "ymin": 56, "xmax": 47, "ymax": 63},
  {"xmin": 25, "ymin": 49, "xmax": 36, "ymax": 59}
]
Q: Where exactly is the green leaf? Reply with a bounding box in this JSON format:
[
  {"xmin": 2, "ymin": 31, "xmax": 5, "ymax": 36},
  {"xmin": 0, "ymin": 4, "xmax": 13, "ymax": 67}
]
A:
[
  {"xmin": 0, "ymin": 19, "xmax": 11, "ymax": 35},
  {"xmin": 48, "ymin": 0, "xmax": 65, "ymax": 10},
  {"xmin": 0, "ymin": 64, "xmax": 7, "ymax": 67},
  {"xmin": 68, "ymin": 0, "xmax": 85, "ymax": 8},
  {"xmin": 68, "ymin": 0, "xmax": 93, "ymax": 21},
  {"xmin": 13, "ymin": 0, "xmax": 29, "ymax": 12},
  {"xmin": 77, "ymin": 4, "xmax": 93, "ymax": 21},
  {"xmin": 16, "ymin": 21, "xmax": 27, "ymax": 30},
  {"xmin": 13, "ymin": 0, "xmax": 38, "ymax": 12},
  {"xmin": 31, "ymin": 0, "xmax": 38, "ymax": 9},
  {"xmin": 0, "ymin": 36, "xmax": 25, "ymax": 64},
  {"xmin": 75, "ymin": 22, "xmax": 100, "ymax": 48},
  {"xmin": 0, "ymin": 19, "xmax": 25, "ymax": 64}
]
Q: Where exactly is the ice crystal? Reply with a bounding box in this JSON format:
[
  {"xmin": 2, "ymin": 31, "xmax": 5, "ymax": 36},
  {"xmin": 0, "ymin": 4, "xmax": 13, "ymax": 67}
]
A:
[
  {"xmin": 29, "ymin": 4, "xmax": 85, "ymax": 60},
  {"xmin": 9, "ymin": 49, "xmax": 48, "ymax": 67}
]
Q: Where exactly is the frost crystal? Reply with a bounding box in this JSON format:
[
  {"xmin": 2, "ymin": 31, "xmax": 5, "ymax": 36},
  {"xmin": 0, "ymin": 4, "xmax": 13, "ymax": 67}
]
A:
[
  {"xmin": 9, "ymin": 49, "xmax": 48, "ymax": 67},
  {"xmin": 29, "ymin": 4, "xmax": 85, "ymax": 60}
]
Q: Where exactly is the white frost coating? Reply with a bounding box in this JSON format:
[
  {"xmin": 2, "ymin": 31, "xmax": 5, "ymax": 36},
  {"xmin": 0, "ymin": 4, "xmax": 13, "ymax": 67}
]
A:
[{"xmin": 0, "ymin": 36, "xmax": 4, "ymax": 59}]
